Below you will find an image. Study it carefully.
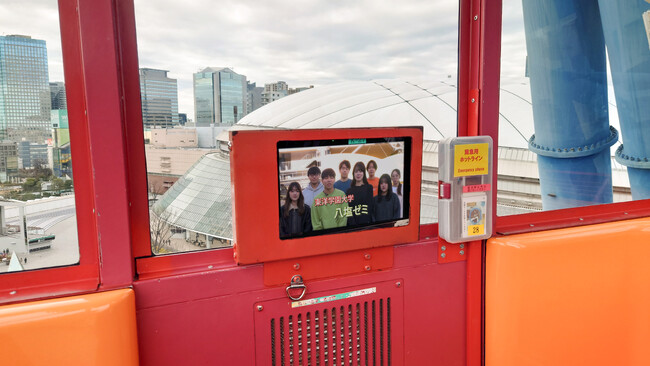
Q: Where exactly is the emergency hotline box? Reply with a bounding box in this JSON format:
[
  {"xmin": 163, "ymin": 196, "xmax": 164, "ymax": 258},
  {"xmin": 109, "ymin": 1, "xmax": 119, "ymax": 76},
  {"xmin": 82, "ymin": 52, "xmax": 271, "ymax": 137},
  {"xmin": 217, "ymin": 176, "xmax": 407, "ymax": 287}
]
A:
[{"xmin": 229, "ymin": 127, "xmax": 423, "ymax": 265}]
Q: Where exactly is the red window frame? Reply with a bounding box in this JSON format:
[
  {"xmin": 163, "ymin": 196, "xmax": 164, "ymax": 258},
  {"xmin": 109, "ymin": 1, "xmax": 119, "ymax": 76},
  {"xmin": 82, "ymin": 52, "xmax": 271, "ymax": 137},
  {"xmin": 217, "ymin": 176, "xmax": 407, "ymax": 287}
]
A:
[
  {"xmin": 126, "ymin": 0, "xmax": 488, "ymax": 277},
  {"xmin": 124, "ymin": 0, "xmax": 650, "ymax": 316},
  {"xmin": 0, "ymin": 0, "xmax": 143, "ymax": 304}
]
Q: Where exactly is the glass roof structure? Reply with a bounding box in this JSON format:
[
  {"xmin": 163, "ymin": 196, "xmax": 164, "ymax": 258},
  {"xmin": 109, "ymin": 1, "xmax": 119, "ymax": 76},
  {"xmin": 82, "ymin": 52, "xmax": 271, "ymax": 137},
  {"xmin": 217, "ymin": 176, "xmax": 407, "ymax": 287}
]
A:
[{"xmin": 152, "ymin": 152, "xmax": 232, "ymax": 240}]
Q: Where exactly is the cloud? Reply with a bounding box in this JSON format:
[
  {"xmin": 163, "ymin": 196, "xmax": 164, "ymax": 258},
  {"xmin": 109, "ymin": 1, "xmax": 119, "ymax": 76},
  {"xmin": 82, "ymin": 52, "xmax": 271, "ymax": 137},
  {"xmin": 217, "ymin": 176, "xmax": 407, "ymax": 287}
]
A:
[
  {"xmin": 500, "ymin": 1, "xmax": 527, "ymax": 80},
  {"xmin": 0, "ymin": 0, "xmax": 64, "ymax": 81},
  {"xmin": 3, "ymin": 0, "xmax": 461, "ymax": 120},
  {"xmin": 133, "ymin": 0, "xmax": 459, "ymax": 119}
]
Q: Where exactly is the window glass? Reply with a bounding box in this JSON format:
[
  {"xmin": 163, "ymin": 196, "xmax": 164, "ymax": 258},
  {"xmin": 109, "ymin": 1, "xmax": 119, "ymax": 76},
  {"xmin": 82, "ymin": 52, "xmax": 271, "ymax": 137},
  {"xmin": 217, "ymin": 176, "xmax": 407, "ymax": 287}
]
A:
[
  {"xmin": 135, "ymin": 0, "xmax": 459, "ymax": 255},
  {"xmin": 0, "ymin": 0, "xmax": 79, "ymax": 272},
  {"xmin": 498, "ymin": 0, "xmax": 649, "ymax": 215}
]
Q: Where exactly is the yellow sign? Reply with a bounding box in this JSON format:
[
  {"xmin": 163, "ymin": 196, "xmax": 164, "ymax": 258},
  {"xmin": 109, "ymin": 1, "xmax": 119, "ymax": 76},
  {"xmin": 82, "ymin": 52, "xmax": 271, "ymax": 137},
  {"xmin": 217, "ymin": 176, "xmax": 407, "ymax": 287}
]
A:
[
  {"xmin": 468, "ymin": 224, "xmax": 485, "ymax": 236},
  {"xmin": 454, "ymin": 143, "xmax": 489, "ymax": 177}
]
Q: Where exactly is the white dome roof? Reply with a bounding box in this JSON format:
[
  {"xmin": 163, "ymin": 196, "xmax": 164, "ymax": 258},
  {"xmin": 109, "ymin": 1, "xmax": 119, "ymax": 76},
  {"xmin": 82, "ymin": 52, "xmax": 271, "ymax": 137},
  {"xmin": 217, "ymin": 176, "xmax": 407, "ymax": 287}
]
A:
[{"xmin": 238, "ymin": 78, "xmax": 538, "ymax": 149}]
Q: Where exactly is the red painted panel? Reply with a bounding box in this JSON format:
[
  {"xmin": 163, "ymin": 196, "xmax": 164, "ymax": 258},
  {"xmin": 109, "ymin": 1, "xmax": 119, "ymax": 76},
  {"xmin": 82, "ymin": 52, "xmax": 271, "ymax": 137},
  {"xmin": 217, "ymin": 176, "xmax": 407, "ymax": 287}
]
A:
[
  {"xmin": 76, "ymin": 0, "xmax": 135, "ymax": 288},
  {"xmin": 136, "ymin": 247, "xmax": 236, "ymax": 281},
  {"xmin": 230, "ymin": 127, "xmax": 423, "ymax": 265},
  {"xmin": 254, "ymin": 280, "xmax": 404, "ymax": 366},
  {"xmin": 263, "ymin": 246, "xmax": 393, "ymax": 286},
  {"xmin": 438, "ymin": 238, "xmax": 468, "ymax": 264},
  {"xmin": 0, "ymin": 0, "xmax": 105, "ymax": 304},
  {"xmin": 113, "ymin": 0, "xmax": 153, "ymax": 259},
  {"xmin": 134, "ymin": 240, "xmax": 466, "ymax": 365},
  {"xmin": 497, "ymin": 199, "xmax": 650, "ymax": 235}
]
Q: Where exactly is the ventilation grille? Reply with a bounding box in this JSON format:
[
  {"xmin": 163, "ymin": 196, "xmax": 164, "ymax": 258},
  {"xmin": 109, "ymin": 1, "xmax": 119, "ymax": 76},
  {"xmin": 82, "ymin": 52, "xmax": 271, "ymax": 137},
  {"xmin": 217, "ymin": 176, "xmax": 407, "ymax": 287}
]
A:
[{"xmin": 270, "ymin": 298, "xmax": 391, "ymax": 366}]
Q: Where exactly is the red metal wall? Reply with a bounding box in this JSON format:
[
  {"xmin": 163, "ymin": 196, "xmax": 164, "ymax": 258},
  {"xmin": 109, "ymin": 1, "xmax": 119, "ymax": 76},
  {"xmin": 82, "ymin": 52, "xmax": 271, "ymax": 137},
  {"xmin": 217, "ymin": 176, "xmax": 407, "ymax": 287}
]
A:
[{"xmin": 134, "ymin": 239, "xmax": 467, "ymax": 365}]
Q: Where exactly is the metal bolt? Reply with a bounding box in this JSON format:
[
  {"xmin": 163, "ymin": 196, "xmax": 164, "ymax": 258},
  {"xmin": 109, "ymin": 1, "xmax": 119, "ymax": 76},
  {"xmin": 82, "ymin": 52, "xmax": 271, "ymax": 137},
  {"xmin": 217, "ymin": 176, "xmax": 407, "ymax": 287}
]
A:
[
  {"xmin": 441, "ymin": 245, "xmax": 447, "ymax": 251},
  {"xmin": 471, "ymin": 98, "xmax": 476, "ymax": 103},
  {"xmin": 257, "ymin": 305, "xmax": 263, "ymax": 312},
  {"xmin": 459, "ymin": 244, "xmax": 464, "ymax": 249},
  {"xmin": 395, "ymin": 282, "xmax": 401, "ymax": 288},
  {"xmin": 474, "ymin": 15, "xmax": 478, "ymax": 20},
  {"xmin": 364, "ymin": 265, "xmax": 371, "ymax": 271},
  {"xmin": 460, "ymin": 250, "xmax": 465, "ymax": 255},
  {"xmin": 364, "ymin": 253, "xmax": 371, "ymax": 260},
  {"xmin": 530, "ymin": 224, "xmax": 535, "ymax": 227},
  {"xmin": 9, "ymin": 291, "xmax": 16, "ymax": 295},
  {"xmin": 293, "ymin": 263, "xmax": 300, "ymax": 270},
  {"xmin": 579, "ymin": 218, "xmax": 584, "ymax": 221},
  {"xmin": 441, "ymin": 253, "xmax": 446, "ymax": 258},
  {"xmin": 208, "ymin": 265, "xmax": 213, "ymax": 269}
]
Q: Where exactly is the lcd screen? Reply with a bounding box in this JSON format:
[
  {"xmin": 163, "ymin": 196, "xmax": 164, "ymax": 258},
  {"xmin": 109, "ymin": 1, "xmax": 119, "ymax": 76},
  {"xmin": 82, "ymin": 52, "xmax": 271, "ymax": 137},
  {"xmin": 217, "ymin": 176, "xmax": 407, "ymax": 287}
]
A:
[{"xmin": 278, "ymin": 137, "xmax": 411, "ymax": 239}]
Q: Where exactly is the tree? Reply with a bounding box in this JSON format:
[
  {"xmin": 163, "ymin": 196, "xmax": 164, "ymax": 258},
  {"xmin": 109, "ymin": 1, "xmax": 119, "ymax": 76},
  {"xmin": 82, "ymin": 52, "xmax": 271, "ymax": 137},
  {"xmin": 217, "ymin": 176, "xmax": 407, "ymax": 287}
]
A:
[
  {"xmin": 32, "ymin": 160, "xmax": 53, "ymax": 180},
  {"xmin": 149, "ymin": 209, "xmax": 174, "ymax": 254},
  {"xmin": 52, "ymin": 178, "xmax": 66, "ymax": 191},
  {"xmin": 22, "ymin": 178, "xmax": 40, "ymax": 192},
  {"xmin": 20, "ymin": 193, "xmax": 37, "ymax": 201}
]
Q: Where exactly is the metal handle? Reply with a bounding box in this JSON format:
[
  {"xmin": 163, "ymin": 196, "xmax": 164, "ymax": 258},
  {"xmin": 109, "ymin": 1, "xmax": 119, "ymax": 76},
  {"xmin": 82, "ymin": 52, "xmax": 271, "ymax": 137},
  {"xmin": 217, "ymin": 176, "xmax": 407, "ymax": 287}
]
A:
[{"xmin": 286, "ymin": 274, "xmax": 306, "ymax": 301}]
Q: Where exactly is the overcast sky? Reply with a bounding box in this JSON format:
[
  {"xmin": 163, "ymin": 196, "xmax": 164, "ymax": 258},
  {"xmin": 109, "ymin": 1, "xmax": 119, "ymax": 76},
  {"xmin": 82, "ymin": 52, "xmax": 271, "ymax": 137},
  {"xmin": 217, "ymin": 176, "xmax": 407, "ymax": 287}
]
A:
[{"xmin": 1, "ymin": 0, "xmax": 527, "ymax": 121}]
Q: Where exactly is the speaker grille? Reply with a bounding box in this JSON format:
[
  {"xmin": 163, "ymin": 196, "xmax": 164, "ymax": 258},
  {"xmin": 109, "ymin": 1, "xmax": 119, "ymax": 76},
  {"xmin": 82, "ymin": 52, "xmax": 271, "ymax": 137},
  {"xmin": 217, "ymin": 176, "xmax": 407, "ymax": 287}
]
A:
[
  {"xmin": 257, "ymin": 281, "xmax": 403, "ymax": 366},
  {"xmin": 270, "ymin": 299, "xmax": 391, "ymax": 366}
]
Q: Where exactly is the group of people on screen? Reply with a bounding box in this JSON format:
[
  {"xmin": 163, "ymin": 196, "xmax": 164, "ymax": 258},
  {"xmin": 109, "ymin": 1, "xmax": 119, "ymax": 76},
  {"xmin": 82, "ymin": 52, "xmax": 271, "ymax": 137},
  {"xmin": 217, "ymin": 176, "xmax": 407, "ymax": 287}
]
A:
[{"xmin": 280, "ymin": 160, "xmax": 404, "ymax": 237}]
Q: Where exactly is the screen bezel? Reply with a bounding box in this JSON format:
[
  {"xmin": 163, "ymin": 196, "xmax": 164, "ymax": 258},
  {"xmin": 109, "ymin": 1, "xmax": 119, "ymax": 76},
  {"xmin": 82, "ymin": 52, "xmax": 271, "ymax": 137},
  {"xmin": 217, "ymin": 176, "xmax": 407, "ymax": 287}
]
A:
[{"xmin": 230, "ymin": 127, "xmax": 422, "ymax": 264}]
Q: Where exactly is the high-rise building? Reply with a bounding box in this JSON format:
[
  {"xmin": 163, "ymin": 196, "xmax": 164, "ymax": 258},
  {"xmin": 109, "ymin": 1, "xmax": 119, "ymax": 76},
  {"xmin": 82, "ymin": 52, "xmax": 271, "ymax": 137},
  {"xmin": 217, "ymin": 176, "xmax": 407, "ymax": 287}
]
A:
[
  {"xmin": 247, "ymin": 82, "xmax": 263, "ymax": 114},
  {"xmin": 193, "ymin": 67, "xmax": 247, "ymax": 126},
  {"xmin": 0, "ymin": 35, "xmax": 51, "ymax": 142},
  {"xmin": 262, "ymin": 81, "xmax": 289, "ymax": 106},
  {"xmin": 49, "ymin": 82, "xmax": 67, "ymax": 110},
  {"xmin": 18, "ymin": 141, "xmax": 48, "ymax": 169},
  {"xmin": 0, "ymin": 141, "xmax": 18, "ymax": 182},
  {"xmin": 139, "ymin": 68, "xmax": 179, "ymax": 128},
  {"xmin": 49, "ymin": 117, "xmax": 72, "ymax": 178}
]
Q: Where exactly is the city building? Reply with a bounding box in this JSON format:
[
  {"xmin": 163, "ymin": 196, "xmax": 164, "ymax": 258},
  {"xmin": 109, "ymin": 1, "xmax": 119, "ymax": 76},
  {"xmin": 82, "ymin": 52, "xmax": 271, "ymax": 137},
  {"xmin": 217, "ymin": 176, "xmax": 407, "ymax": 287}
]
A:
[
  {"xmin": 246, "ymin": 82, "xmax": 263, "ymax": 113},
  {"xmin": 49, "ymin": 82, "xmax": 67, "ymax": 110},
  {"xmin": 0, "ymin": 141, "xmax": 18, "ymax": 182},
  {"xmin": 50, "ymin": 109, "xmax": 68, "ymax": 129},
  {"xmin": 261, "ymin": 81, "xmax": 288, "ymax": 105},
  {"xmin": 145, "ymin": 145, "xmax": 218, "ymax": 194},
  {"xmin": 51, "ymin": 141, "xmax": 71, "ymax": 178},
  {"xmin": 193, "ymin": 67, "xmax": 247, "ymax": 126},
  {"xmin": 289, "ymin": 85, "xmax": 314, "ymax": 95},
  {"xmin": 139, "ymin": 68, "xmax": 179, "ymax": 128},
  {"xmin": 150, "ymin": 128, "xmax": 198, "ymax": 148},
  {"xmin": 18, "ymin": 141, "xmax": 48, "ymax": 169},
  {"xmin": 0, "ymin": 35, "xmax": 51, "ymax": 143},
  {"xmin": 50, "ymin": 110, "xmax": 71, "ymax": 177}
]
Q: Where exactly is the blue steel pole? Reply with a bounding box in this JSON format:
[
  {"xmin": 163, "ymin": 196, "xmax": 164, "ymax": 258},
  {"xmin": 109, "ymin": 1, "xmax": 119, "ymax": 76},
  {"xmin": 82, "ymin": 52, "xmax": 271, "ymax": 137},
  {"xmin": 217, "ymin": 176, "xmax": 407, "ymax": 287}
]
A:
[
  {"xmin": 522, "ymin": 0, "xmax": 617, "ymax": 210},
  {"xmin": 599, "ymin": 1, "xmax": 650, "ymax": 200}
]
